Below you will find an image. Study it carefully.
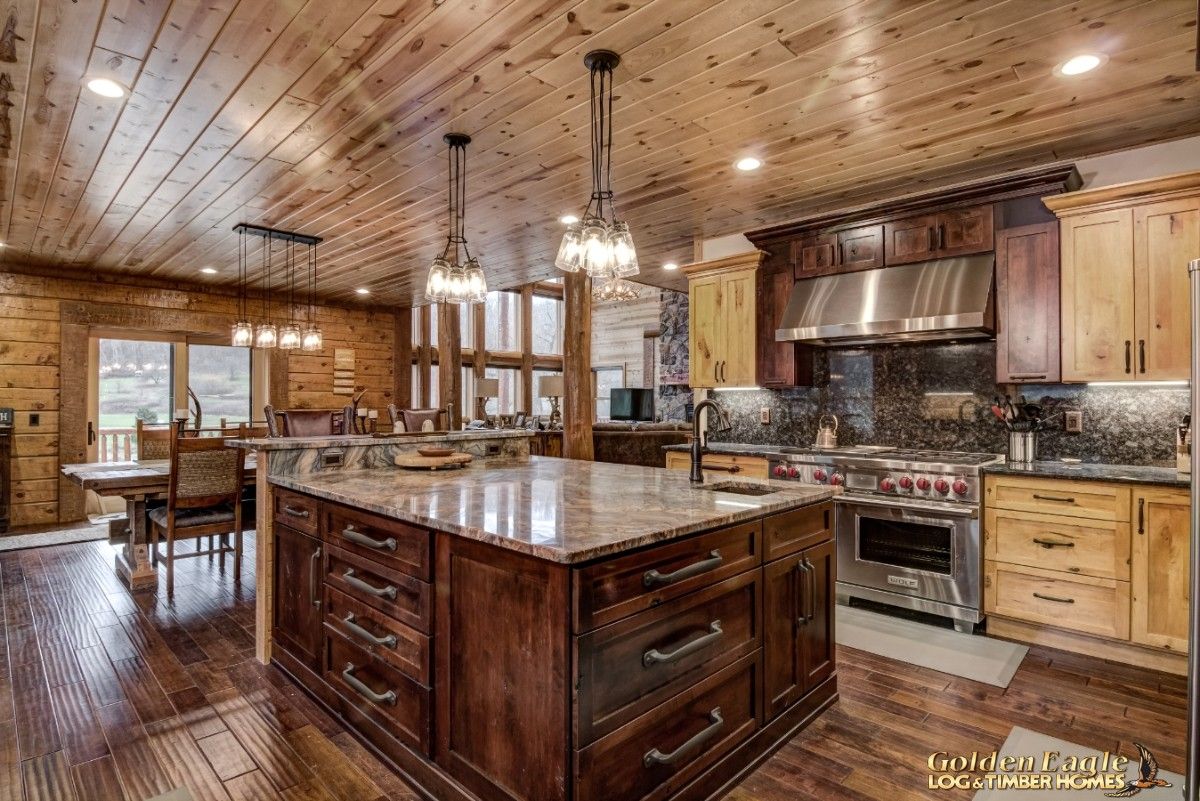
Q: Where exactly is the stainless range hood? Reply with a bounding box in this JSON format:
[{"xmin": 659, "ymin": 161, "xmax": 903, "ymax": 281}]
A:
[{"xmin": 775, "ymin": 254, "xmax": 995, "ymax": 345}]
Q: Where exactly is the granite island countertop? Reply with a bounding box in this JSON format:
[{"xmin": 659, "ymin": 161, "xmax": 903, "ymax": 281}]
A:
[
  {"xmin": 270, "ymin": 456, "xmax": 837, "ymax": 564},
  {"xmin": 984, "ymin": 460, "xmax": 1190, "ymax": 488}
]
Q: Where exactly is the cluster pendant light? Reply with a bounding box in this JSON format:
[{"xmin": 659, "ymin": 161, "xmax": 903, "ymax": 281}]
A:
[
  {"xmin": 231, "ymin": 223, "xmax": 322, "ymax": 350},
  {"xmin": 555, "ymin": 50, "xmax": 640, "ymax": 299},
  {"xmin": 425, "ymin": 133, "xmax": 487, "ymax": 304}
]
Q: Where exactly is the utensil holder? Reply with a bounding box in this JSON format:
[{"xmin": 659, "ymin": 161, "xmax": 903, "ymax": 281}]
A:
[{"xmin": 1008, "ymin": 431, "xmax": 1037, "ymax": 464}]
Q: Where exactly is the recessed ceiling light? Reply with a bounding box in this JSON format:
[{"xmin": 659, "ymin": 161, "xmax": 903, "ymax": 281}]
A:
[
  {"xmin": 734, "ymin": 157, "xmax": 762, "ymax": 171},
  {"xmin": 1055, "ymin": 53, "xmax": 1106, "ymax": 76},
  {"xmin": 560, "ymin": 214, "xmax": 579, "ymax": 225},
  {"xmin": 662, "ymin": 262, "xmax": 679, "ymax": 271},
  {"xmin": 200, "ymin": 267, "xmax": 217, "ymax": 275},
  {"xmin": 86, "ymin": 78, "xmax": 126, "ymax": 98},
  {"xmin": 355, "ymin": 287, "xmax": 371, "ymax": 295}
]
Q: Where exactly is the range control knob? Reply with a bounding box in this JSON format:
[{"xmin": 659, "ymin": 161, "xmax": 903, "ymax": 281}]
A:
[
  {"xmin": 915, "ymin": 477, "xmax": 931, "ymax": 491},
  {"xmin": 898, "ymin": 476, "xmax": 914, "ymax": 490},
  {"xmin": 773, "ymin": 465, "xmax": 788, "ymax": 478},
  {"xmin": 830, "ymin": 473, "xmax": 845, "ymax": 487},
  {"xmin": 933, "ymin": 478, "xmax": 950, "ymax": 495},
  {"xmin": 787, "ymin": 466, "xmax": 800, "ymax": 479},
  {"xmin": 812, "ymin": 468, "xmax": 827, "ymax": 483},
  {"xmin": 952, "ymin": 479, "xmax": 970, "ymax": 496},
  {"xmin": 879, "ymin": 477, "xmax": 897, "ymax": 493}
]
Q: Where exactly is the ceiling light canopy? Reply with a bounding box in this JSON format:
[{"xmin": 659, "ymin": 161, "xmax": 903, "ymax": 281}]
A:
[
  {"xmin": 425, "ymin": 133, "xmax": 487, "ymax": 304},
  {"xmin": 86, "ymin": 78, "xmax": 126, "ymax": 98},
  {"xmin": 734, "ymin": 156, "xmax": 762, "ymax": 171},
  {"xmin": 555, "ymin": 50, "xmax": 639, "ymax": 283},
  {"xmin": 1055, "ymin": 53, "xmax": 1106, "ymax": 76}
]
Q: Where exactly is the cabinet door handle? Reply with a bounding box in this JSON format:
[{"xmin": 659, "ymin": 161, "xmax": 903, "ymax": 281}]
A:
[
  {"xmin": 805, "ymin": 557, "xmax": 818, "ymax": 622},
  {"xmin": 713, "ymin": 363, "xmax": 719, "ymax": 384},
  {"xmin": 1032, "ymin": 494, "xmax": 1075, "ymax": 504},
  {"xmin": 643, "ymin": 550, "xmax": 723, "ymax": 588},
  {"xmin": 343, "ymin": 613, "xmax": 397, "ymax": 649},
  {"xmin": 343, "ymin": 568, "xmax": 398, "ymax": 600},
  {"xmin": 1008, "ymin": 374, "xmax": 1048, "ymax": 381},
  {"xmin": 341, "ymin": 663, "xmax": 396, "ymax": 705},
  {"xmin": 309, "ymin": 546, "xmax": 321, "ymax": 608},
  {"xmin": 935, "ymin": 224, "xmax": 944, "ymax": 251},
  {"xmin": 1138, "ymin": 498, "xmax": 1145, "ymax": 534},
  {"xmin": 643, "ymin": 708, "xmax": 724, "ymax": 768},
  {"xmin": 1032, "ymin": 592, "xmax": 1075, "ymax": 604},
  {"xmin": 284, "ymin": 505, "xmax": 310, "ymax": 519},
  {"xmin": 1138, "ymin": 339, "xmax": 1146, "ymax": 374},
  {"xmin": 642, "ymin": 621, "xmax": 723, "ymax": 667},
  {"xmin": 342, "ymin": 525, "xmax": 396, "ymax": 552},
  {"xmin": 796, "ymin": 558, "xmax": 811, "ymax": 627},
  {"xmin": 1125, "ymin": 340, "xmax": 1132, "ymax": 374},
  {"xmin": 1032, "ymin": 538, "xmax": 1075, "ymax": 549}
]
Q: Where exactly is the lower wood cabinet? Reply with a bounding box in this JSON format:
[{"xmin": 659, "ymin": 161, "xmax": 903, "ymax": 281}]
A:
[
  {"xmin": 272, "ymin": 523, "xmax": 323, "ymax": 672},
  {"xmin": 663, "ymin": 450, "xmax": 769, "ymax": 480},
  {"xmin": 1131, "ymin": 487, "xmax": 1191, "ymax": 652}
]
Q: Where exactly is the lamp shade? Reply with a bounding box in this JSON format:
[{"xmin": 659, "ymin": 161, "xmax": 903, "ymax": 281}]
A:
[
  {"xmin": 475, "ymin": 378, "xmax": 500, "ymax": 398},
  {"xmin": 538, "ymin": 375, "xmax": 564, "ymax": 397}
]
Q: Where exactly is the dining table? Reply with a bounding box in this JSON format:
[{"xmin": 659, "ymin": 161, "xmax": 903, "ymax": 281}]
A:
[{"xmin": 61, "ymin": 455, "xmax": 256, "ymax": 592}]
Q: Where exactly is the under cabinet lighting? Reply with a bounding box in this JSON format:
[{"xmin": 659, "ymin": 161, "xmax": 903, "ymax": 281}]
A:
[
  {"xmin": 1054, "ymin": 54, "xmax": 1106, "ymax": 76},
  {"xmin": 712, "ymin": 386, "xmax": 762, "ymax": 392},
  {"xmin": 1086, "ymin": 380, "xmax": 1188, "ymax": 388},
  {"xmin": 86, "ymin": 78, "xmax": 126, "ymax": 98}
]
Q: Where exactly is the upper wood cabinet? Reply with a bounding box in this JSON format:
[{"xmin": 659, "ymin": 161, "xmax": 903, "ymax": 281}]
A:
[
  {"xmin": 685, "ymin": 253, "xmax": 759, "ymax": 389},
  {"xmin": 884, "ymin": 204, "xmax": 994, "ymax": 266},
  {"xmin": 756, "ymin": 260, "xmax": 813, "ymax": 388},
  {"xmin": 1047, "ymin": 172, "xmax": 1200, "ymax": 382},
  {"xmin": 995, "ymin": 222, "xmax": 1060, "ymax": 383},
  {"xmin": 792, "ymin": 225, "xmax": 883, "ymax": 279},
  {"xmin": 1131, "ymin": 487, "xmax": 1191, "ymax": 653}
]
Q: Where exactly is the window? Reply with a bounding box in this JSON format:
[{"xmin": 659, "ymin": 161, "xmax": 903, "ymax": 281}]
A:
[
  {"xmin": 461, "ymin": 367, "xmax": 475, "ymax": 422},
  {"xmin": 429, "ymin": 364, "xmax": 439, "ymax": 408},
  {"xmin": 188, "ymin": 344, "xmax": 251, "ymax": 423},
  {"xmin": 98, "ymin": 339, "xmax": 174, "ymax": 430},
  {"xmin": 428, "ymin": 302, "xmax": 473, "ymax": 349},
  {"xmin": 485, "ymin": 291, "xmax": 520, "ymax": 351},
  {"xmin": 484, "ymin": 366, "xmax": 521, "ymax": 414},
  {"xmin": 531, "ymin": 295, "xmax": 563, "ymax": 355},
  {"xmin": 532, "ymin": 370, "xmax": 562, "ymax": 417},
  {"xmin": 593, "ymin": 366, "xmax": 624, "ymax": 421}
]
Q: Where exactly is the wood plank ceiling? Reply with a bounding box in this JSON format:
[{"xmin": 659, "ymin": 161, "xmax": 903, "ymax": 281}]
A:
[{"xmin": 0, "ymin": 0, "xmax": 1197, "ymax": 303}]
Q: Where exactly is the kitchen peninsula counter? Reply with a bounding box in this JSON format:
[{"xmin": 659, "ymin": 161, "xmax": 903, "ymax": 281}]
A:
[{"xmin": 259, "ymin": 454, "xmax": 839, "ymax": 801}]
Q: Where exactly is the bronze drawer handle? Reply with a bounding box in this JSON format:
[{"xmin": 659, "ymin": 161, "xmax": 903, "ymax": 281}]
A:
[
  {"xmin": 643, "ymin": 621, "xmax": 723, "ymax": 667},
  {"xmin": 341, "ymin": 663, "xmax": 396, "ymax": 705},
  {"xmin": 1032, "ymin": 592, "xmax": 1075, "ymax": 604},
  {"xmin": 643, "ymin": 550, "xmax": 723, "ymax": 588},
  {"xmin": 643, "ymin": 708, "xmax": 724, "ymax": 768},
  {"xmin": 700, "ymin": 464, "xmax": 741, "ymax": 474},
  {"xmin": 343, "ymin": 568, "xmax": 398, "ymax": 600},
  {"xmin": 1138, "ymin": 498, "xmax": 1145, "ymax": 535},
  {"xmin": 1032, "ymin": 538, "xmax": 1075, "ymax": 549},
  {"xmin": 343, "ymin": 525, "xmax": 396, "ymax": 552},
  {"xmin": 283, "ymin": 505, "xmax": 310, "ymax": 519},
  {"xmin": 1031, "ymin": 494, "xmax": 1075, "ymax": 504},
  {"xmin": 1008, "ymin": 374, "xmax": 1048, "ymax": 381},
  {"xmin": 1124, "ymin": 340, "xmax": 1132, "ymax": 374},
  {"xmin": 343, "ymin": 613, "xmax": 397, "ymax": 649}
]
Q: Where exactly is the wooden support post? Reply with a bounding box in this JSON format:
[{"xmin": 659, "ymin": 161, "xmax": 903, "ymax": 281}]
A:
[
  {"xmin": 473, "ymin": 302, "xmax": 487, "ymax": 421},
  {"xmin": 438, "ymin": 302, "xmax": 462, "ymax": 429},
  {"xmin": 418, "ymin": 305, "xmax": 432, "ymax": 408},
  {"xmin": 563, "ymin": 271, "xmax": 593, "ymax": 460},
  {"xmin": 520, "ymin": 286, "xmax": 534, "ymax": 414},
  {"xmin": 395, "ymin": 306, "xmax": 413, "ymax": 409}
]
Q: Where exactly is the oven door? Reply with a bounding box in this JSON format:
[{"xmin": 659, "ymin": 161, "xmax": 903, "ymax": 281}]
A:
[{"xmin": 835, "ymin": 495, "xmax": 981, "ymax": 614}]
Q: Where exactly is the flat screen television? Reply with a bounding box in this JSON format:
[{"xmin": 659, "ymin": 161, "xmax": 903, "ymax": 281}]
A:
[{"xmin": 610, "ymin": 388, "xmax": 654, "ymax": 422}]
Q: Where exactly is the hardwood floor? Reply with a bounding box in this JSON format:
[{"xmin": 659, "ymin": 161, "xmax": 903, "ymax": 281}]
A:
[{"xmin": 0, "ymin": 538, "xmax": 1188, "ymax": 801}]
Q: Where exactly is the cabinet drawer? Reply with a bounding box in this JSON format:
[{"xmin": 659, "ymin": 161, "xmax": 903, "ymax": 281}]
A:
[
  {"xmin": 325, "ymin": 503, "xmax": 432, "ymax": 581},
  {"xmin": 325, "ymin": 545, "xmax": 432, "ymax": 633},
  {"xmin": 664, "ymin": 451, "xmax": 768, "ymax": 479},
  {"xmin": 573, "ymin": 521, "xmax": 762, "ymax": 631},
  {"xmin": 985, "ymin": 508, "xmax": 1129, "ymax": 580},
  {"xmin": 273, "ymin": 488, "xmax": 319, "ymax": 535},
  {"xmin": 763, "ymin": 502, "xmax": 832, "ymax": 561},
  {"xmin": 576, "ymin": 571, "xmax": 760, "ymax": 745},
  {"xmin": 325, "ymin": 630, "xmax": 431, "ymax": 755},
  {"xmin": 574, "ymin": 655, "xmax": 759, "ymax": 801},
  {"xmin": 985, "ymin": 561, "xmax": 1130, "ymax": 640},
  {"xmin": 324, "ymin": 587, "xmax": 430, "ymax": 684},
  {"xmin": 985, "ymin": 476, "xmax": 1130, "ymax": 522}
]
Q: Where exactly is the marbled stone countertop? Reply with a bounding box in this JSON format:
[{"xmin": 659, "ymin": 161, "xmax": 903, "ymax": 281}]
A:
[
  {"xmin": 229, "ymin": 429, "xmax": 531, "ymax": 451},
  {"xmin": 270, "ymin": 456, "xmax": 837, "ymax": 564},
  {"xmin": 984, "ymin": 461, "xmax": 1190, "ymax": 488}
]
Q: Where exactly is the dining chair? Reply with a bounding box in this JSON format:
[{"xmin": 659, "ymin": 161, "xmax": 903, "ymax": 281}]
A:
[
  {"xmin": 149, "ymin": 424, "xmax": 246, "ymax": 594},
  {"xmin": 135, "ymin": 419, "xmax": 173, "ymax": 460},
  {"xmin": 277, "ymin": 408, "xmax": 344, "ymax": 437}
]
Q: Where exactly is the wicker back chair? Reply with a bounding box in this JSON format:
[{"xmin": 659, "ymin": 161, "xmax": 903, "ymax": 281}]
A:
[
  {"xmin": 135, "ymin": 419, "xmax": 173, "ymax": 460},
  {"xmin": 149, "ymin": 424, "xmax": 246, "ymax": 593}
]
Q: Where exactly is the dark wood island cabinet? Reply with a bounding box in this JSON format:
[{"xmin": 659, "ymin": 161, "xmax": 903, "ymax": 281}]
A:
[{"xmin": 265, "ymin": 468, "xmax": 837, "ymax": 801}]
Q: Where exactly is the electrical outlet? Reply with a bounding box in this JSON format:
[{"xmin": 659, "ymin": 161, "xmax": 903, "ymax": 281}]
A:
[
  {"xmin": 28, "ymin": 413, "xmax": 39, "ymax": 427},
  {"xmin": 760, "ymin": 407, "xmax": 771, "ymax": 425},
  {"xmin": 1064, "ymin": 410, "xmax": 1083, "ymax": 433}
]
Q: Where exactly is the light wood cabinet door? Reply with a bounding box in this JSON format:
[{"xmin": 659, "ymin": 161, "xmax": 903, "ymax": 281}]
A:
[
  {"xmin": 722, "ymin": 270, "xmax": 756, "ymax": 387},
  {"xmin": 688, "ymin": 274, "xmax": 722, "ymax": 388},
  {"xmin": 1134, "ymin": 199, "xmax": 1198, "ymax": 380},
  {"xmin": 1060, "ymin": 208, "xmax": 1135, "ymax": 381},
  {"xmin": 1131, "ymin": 488, "xmax": 1191, "ymax": 653}
]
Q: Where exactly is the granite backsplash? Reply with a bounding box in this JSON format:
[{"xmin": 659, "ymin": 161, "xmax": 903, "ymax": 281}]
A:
[{"xmin": 709, "ymin": 342, "xmax": 1189, "ymax": 466}]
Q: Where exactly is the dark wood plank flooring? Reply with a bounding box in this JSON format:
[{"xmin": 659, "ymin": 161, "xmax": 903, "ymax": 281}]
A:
[{"xmin": 0, "ymin": 538, "xmax": 1187, "ymax": 801}]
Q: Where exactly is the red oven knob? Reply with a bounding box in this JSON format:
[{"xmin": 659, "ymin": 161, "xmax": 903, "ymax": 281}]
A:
[
  {"xmin": 898, "ymin": 476, "xmax": 914, "ymax": 490},
  {"xmin": 830, "ymin": 473, "xmax": 845, "ymax": 486},
  {"xmin": 879, "ymin": 477, "xmax": 896, "ymax": 493},
  {"xmin": 933, "ymin": 478, "xmax": 950, "ymax": 495},
  {"xmin": 787, "ymin": 466, "xmax": 800, "ymax": 479},
  {"xmin": 952, "ymin": 479, "xmax": 969, "ymax": 496},
  {"xmin": 916, "ymin": 477, "xmax": 931, "ymax": 491},
  {"xmin": 813, "ymin": 468, "xmax": 827, "ymax": 482},
  {"xmin": 773, "ymin": 465, "xmax": 787, "ymax": 478}
]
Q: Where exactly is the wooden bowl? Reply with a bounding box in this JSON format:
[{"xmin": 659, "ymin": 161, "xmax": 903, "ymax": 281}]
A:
[{"xmin": 418, "ymin": 446, "xmax": 455, "ymax": 458}]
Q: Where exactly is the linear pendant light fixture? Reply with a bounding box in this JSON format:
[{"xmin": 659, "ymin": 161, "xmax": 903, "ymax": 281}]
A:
[
  {"xmin": 556, "ymin": 50, "xmax": 639, "ymax": 283},
  {"xmin": 231, "ymin": 223, "xmax": 322, "ymax": 349},
  {"xmin": 426, "ymin": 133, "xmax": 486, "ymax": 304}
]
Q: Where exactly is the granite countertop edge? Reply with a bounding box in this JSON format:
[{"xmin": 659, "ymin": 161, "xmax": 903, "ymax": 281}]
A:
[
  {"xmin": 983, "ymin": 461, "xmax": 1190, "ymax": 488},
  {"xmin": 229, "ymin": 429, "xmax": 532, "ymax": 451}
]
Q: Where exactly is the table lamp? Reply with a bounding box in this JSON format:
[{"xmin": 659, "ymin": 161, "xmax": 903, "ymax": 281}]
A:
[
  {"xmin": 538, "ymin": 375, "xmax": 564, "ymax": 429},
  {"xmin": 476, "ymin": 378, "xmax": 500, "ymax": 428}
]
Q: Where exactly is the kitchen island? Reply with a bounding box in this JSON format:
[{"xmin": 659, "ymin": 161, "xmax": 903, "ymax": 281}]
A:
[{"xmin": 255, "ymin": 454, "xmax": 838, "ymax": 801}]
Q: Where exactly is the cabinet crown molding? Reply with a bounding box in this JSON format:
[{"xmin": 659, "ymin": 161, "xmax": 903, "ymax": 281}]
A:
[
  {"xmin": 1044, "ymin": 170, "xmax": 1200, "ymax": 214},
  {"xmin": 680, "ymin": 250, "xmax": 764, "ymax": 277}
]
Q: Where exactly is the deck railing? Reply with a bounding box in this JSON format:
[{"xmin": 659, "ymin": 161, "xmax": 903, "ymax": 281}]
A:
[{"xmin": 97, "ymin": 428, "xmax": 136, "ymax": 463}]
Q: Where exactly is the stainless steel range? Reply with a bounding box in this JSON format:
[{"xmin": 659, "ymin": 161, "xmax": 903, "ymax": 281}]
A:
[{"xmin": 766, "ymin": 446, "xmax": 1002, "ymax": 632}]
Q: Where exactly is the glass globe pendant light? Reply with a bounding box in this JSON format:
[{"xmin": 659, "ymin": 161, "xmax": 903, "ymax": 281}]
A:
[
  {"xmin": 425, "ymin": 133, "xmax": 487, "ymax": 304},
  {"xmin": 555, "ymin": 50, "xmax": 638, "ymax": 282},
  {"xmin": 277, "ymin": 241, "xmax": 302, "ymax": 350},
  {"xmin": 301, "ymin": 240, "xmax": 323, "ymax": 351},
  {"xmin": 254, "ymin": 237, "xmax": 277, "ymax": 349},
  {"xmin": 231, "ymin": 227, "xmax": 253, "ymax": 346}
]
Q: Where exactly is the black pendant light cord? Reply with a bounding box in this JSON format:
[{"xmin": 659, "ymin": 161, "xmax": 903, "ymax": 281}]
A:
[
  {"xmin": 439, "ymin": 137, "xmax": 473, "ymax": 264},
  {"xmin": 262, "ymin": 238, "xmax": 271, "ymax": 324},
  {"xmin": 307, "ymin": 243, "xmax": 316, "ymax": 325},
  {"xmin": 585, "ymin": 58, "xmax": 615, "ymax": 220}
]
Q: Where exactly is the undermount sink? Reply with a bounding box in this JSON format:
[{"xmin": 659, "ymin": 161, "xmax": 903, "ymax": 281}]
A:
[{"xmin": 699, "ymin": 481, "xmax": 779, "ymax": 497}]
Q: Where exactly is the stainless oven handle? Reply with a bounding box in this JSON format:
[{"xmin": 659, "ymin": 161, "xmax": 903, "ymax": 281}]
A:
[{"xmin": 834, "ymin": 494, "xmax": 978, "ymax": 518}]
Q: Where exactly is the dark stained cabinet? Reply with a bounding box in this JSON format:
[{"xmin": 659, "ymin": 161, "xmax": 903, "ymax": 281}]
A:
[
  {"xmin": 792, "ymin": 225, "xmax": 883, "ymax": 278},
  {"xmin": 883, "ymin": 213, "xmax": 938, "ymax": 265},
  {"xmin": 995, "ymin": 222, "xmax": 1060, "ymax": 383},
  {"xmin": 755, "ymin": 262, "xmax": 813, "ymax": 388},
  {"xmin": 884, "ymin": 204, "xmax": 994, "ymax": 265},
  {"xmin": 793, "ymin": 233, "xmax": 837, "ymax": 278},
  {"xmin": 273, "ymin": 524, "xmax": 323, "ymax": 672}
]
